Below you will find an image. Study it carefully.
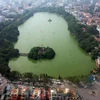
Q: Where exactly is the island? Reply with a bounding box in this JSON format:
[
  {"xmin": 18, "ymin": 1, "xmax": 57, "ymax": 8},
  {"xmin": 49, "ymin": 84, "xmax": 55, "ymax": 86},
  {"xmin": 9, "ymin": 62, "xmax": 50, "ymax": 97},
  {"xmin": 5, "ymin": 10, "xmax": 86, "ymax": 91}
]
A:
[
  {"xmin": 48, "ymin": 19, "xmax": 52, "ymax": 22},
  {"xmin": 28, "ymin": 47, "xmax": 55, "ymax": 60}
]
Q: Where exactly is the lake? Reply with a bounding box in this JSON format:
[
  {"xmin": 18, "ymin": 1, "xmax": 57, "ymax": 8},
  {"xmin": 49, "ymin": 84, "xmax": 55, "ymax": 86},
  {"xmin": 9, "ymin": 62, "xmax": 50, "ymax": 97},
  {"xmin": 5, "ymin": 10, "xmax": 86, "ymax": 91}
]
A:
[{"xmin": 9, "ymin": 12, "xmax": 95, "ymax": 77}]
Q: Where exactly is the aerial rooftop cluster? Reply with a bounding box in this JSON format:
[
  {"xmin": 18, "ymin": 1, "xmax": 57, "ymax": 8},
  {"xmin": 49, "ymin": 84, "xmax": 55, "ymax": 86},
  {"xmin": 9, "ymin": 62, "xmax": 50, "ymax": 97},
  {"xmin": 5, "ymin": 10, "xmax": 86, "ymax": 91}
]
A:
[{"xmin": 0, "ymin": 73, "xmax": 80, "ymax": 100}]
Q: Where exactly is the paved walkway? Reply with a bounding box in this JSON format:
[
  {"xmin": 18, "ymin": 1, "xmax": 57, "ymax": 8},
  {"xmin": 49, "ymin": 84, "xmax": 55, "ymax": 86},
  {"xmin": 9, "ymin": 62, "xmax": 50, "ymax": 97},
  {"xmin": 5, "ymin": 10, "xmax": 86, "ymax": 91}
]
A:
[{"xmin": 78, "ymin": 81, "xmax": 100, "ymax": 100}]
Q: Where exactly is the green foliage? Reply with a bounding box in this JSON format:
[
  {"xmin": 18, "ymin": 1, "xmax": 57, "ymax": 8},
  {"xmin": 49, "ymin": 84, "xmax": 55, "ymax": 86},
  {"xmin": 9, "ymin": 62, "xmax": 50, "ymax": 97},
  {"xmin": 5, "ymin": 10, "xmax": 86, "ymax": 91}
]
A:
[
  {"xmin": 91, "ymin": 47, "xmax": 100, "ymax": 60},
  {"xmin": 28, "ymin": 47, "xmax": 55, "ymax": 60},
  {"xmin": 22, "ymin": 72, "xmax": 33, "ymax": 79},
  {"xmin": 40, "ymin": 74, "xmax": 49, "ymax": 83},
  {"xmin": 58, "ymin": 75, "xmax": 62, "ymax": 80},
  {"xmin": 0, "ymin": 39, "xmax": 19, "ymax": 59},
  {"xmin": 22, "ymin": 72, "xmax": 39, "ymax": 82},
  {"xmin": 9, "ymin": 71, "xmax": 21, "ymax": 80},
  {"xmin": 86, "ymin": 25, "xmax": 99, "ymax": 35},
  {"xmin": 0, "ymin": 38, "xmax": 19, "ymax": 75},
  {"xmin": 0, "ymin": 21, "xmax": 19, "ymax": 76},
  {"xmin": 10, "ymin": 49, "xmax": 19, "ymax": 57},
  {"xmin": 0, "ymin": 23, "xmax": 19, "ymax": 42},
  {"xmin": 66, "ymin": 75, "xmax": 89, "ymax": 83},
  {"xmin": 0, "ymin": 64, "xmax": 9, "ymax": 75}
]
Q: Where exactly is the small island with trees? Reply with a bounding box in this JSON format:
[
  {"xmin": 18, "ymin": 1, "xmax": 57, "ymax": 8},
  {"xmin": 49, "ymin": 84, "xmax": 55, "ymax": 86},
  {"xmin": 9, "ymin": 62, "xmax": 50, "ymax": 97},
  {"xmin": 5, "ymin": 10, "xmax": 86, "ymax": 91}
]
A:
[
  {"xmin": 48, "ymin": 19, "xmax": 52, "ymax": 22},
  {"xmin": 28, "ymin": 47, "xmax": 55, "ymax": 60}
]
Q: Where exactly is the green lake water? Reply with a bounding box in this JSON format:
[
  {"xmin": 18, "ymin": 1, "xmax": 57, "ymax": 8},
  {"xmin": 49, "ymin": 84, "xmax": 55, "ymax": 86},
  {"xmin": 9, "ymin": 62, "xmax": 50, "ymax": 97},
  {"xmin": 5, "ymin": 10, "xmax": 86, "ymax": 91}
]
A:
[{"xmin": 9, "ymin": 12, "xmax": 95, "ymax": 77}]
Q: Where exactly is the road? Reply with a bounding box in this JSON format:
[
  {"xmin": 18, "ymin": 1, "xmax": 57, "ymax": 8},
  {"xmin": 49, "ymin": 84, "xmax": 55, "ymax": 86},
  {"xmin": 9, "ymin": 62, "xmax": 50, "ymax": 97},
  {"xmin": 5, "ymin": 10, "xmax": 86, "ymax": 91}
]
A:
[{"xmin": 78, "ymin": 81, "xmax": 100, "ymax": 100}]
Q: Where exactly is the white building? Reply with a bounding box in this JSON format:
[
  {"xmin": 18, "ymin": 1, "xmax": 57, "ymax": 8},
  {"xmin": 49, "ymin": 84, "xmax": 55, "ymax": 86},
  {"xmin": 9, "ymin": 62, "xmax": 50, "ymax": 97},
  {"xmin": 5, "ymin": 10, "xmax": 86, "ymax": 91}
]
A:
[{"xmin": 98, "ymin": 57, "xmax": 100, "ymax": 67}]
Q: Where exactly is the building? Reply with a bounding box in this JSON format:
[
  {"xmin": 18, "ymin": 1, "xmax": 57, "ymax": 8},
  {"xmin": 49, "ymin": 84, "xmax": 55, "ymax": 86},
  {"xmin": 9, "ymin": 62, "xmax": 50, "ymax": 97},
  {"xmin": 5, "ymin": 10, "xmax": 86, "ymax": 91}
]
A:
[
  {"xmin": 98, "ymin": 57, "xmax": 100, "ymax": 67},
  {"xmin": 96, "ymin": 57, "xmax": 100, "ymax": 68}
]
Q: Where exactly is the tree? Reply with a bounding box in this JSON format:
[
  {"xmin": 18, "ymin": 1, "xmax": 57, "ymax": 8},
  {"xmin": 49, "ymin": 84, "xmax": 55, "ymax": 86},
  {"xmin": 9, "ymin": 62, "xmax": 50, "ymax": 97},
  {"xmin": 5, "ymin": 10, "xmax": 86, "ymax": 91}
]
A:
[
  {"xmin": 86, "ymin": 25, "xmax": 99, "ymax": 35},
  {"xmin": 9, "ymin": 71, "xmax": 21, "ymax": 80},
  {"xmin": 28, "ymin": 47, "xmax": 55, "ymax": 60},
  {"xmin": 58, "ymin": 75, "xmax": 62, "ymax": 80},
  {"xmin": 10, "ymin": 49, "xmax": 19, "ymax": 57},
  {"xmin": 23, "ymin": 72, "xmax": 33, "ymax": 79}
]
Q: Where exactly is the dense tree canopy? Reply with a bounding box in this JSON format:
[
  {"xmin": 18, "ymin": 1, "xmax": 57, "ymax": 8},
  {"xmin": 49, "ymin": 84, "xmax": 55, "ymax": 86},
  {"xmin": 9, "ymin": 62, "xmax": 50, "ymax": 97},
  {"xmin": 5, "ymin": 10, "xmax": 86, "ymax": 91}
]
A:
[
  {"xmin": 86, "ymin": 25, "xmax": 99, "ymax": 35},
  {"xmin": 0, "ymin": 38, "xmax": 19, "ymax": 75},
  {"xmin": 0, "ymin": 20, "xmax": 19, "ymax": 76},
  {"xmin": 28, "ymin": 47, "xmax": 55, "ymax": 60},
  {"xmin": 0, "ymin": 23, "xmax": 19, "ymax": 42}
]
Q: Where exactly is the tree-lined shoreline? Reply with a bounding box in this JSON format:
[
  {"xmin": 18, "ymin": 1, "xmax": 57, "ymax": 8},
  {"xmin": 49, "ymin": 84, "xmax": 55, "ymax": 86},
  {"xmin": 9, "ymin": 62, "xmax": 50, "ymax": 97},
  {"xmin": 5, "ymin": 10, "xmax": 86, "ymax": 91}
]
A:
[{"xmin": 0, "ymin": 7, "xmax": 99, "ymax": 81}]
